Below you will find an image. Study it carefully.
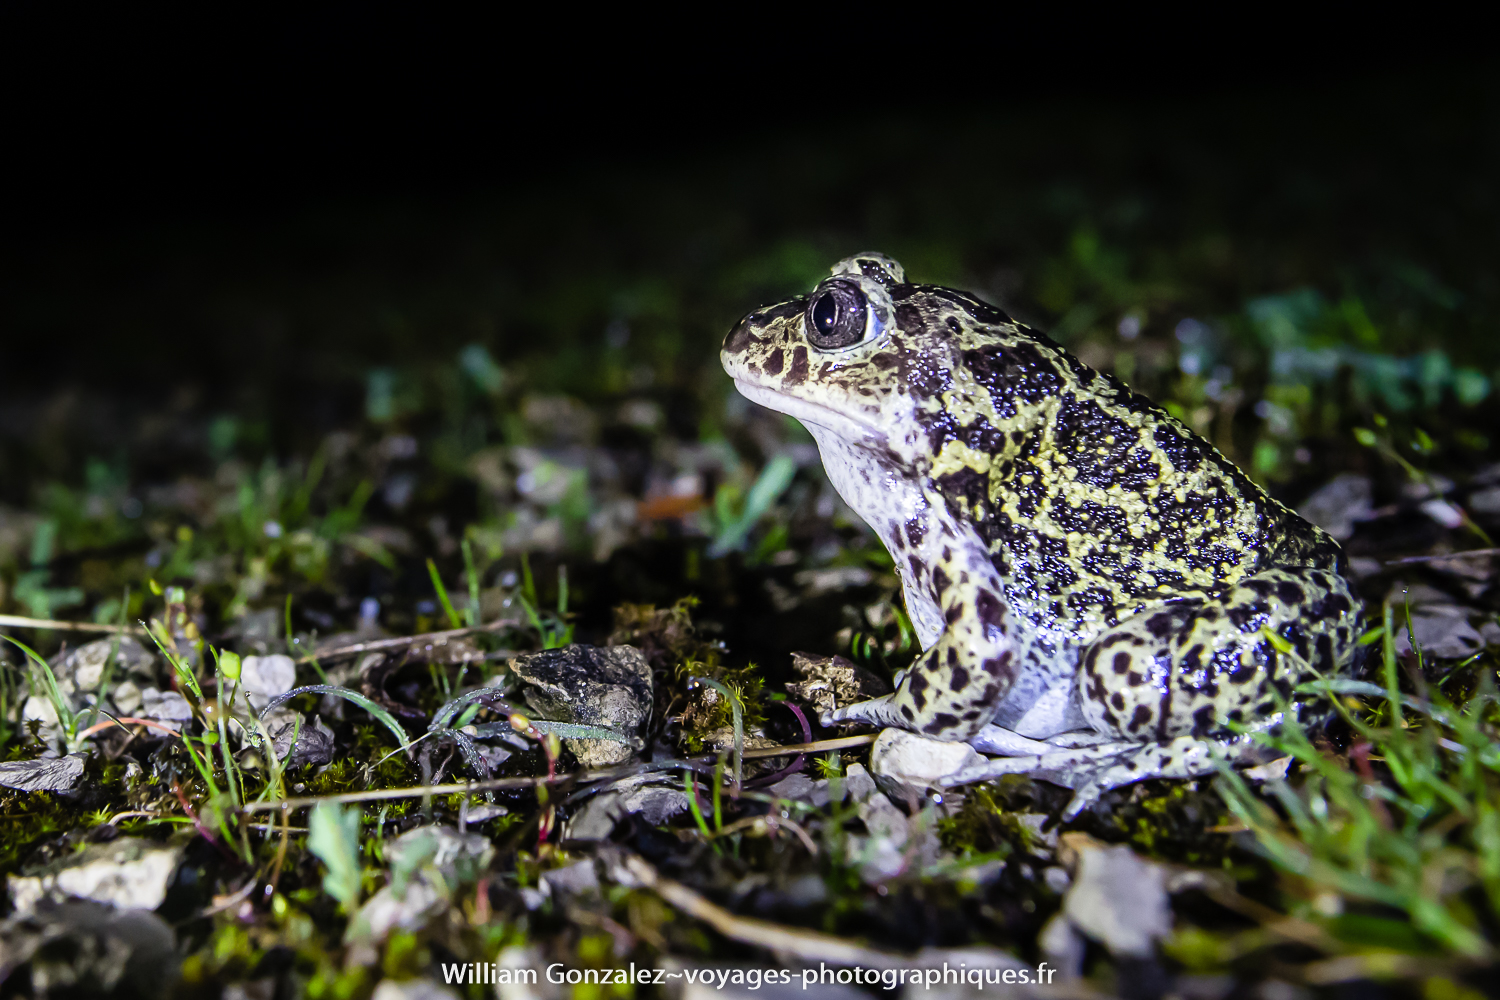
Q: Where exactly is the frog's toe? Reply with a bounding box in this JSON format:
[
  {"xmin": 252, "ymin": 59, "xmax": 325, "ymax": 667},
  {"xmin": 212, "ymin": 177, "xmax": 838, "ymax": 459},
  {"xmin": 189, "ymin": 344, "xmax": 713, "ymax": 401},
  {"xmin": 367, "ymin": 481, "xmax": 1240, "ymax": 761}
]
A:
[
  {"xmin": 1061, "ymin": 785, "xmax": 1102, "ymax": 821},
  {"xmin": 968, "ymin": 724, "xmax": 1053, "ymax": 756},
  {"xmin": 825, "ymin": 695, "xmax": 907, "ymax": 730}
]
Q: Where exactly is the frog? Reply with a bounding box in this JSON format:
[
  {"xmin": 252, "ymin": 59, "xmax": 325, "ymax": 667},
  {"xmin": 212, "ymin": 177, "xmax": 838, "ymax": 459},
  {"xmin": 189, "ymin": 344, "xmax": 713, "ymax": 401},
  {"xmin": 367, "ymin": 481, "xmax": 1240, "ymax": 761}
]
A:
[{"xmin": 721, "ymin": 252, "xmax": 1364, "ymax": 816}]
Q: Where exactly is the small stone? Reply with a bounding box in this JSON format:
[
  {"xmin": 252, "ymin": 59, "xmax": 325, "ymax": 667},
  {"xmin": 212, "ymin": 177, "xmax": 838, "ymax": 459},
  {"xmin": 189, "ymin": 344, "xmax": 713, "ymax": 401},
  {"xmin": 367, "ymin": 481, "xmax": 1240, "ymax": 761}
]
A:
[
  {"xmin": 386, "ymin": 825, "xmax": 494, "ymax": 883},
  {"xmin": 541, "ymin": 859, "xmax": 600, "ymax": 897},
  {"xmin": 8, "ymin": 838, "xmax": 184, "ymax": 917},
  {"xmin": 1244, "ymin": 756, "xmax": 1293, "ymax": 782},
  {"xmin": 1296, "ymin": 473, "xmax": 1373, "ymax": 541},
  {"xmin": 239, "ymin": 654, "xmax": 297, "ymax": 712},
  {"xmin": 0, "ymin": 754, "xmax": 85, "ymax": 793},
  {"xmin": 0, "ymin": 901, "xmax": 178, "ymax": 995},
  {"xmin": 20, "ymin": 695, "xmax": 64, "ymax": 751},
  {"xmin": 564, "ymin": 774, "xmax": 688, "ymax": 841},
  {"xmin": 1384, "ymin": 585, "xmax": 1486, "ymax": 659},
  {"xmin": 1469, "ymin": 485, "xmax": 1500, "ymax": 515},
  {"xmin": 1038, "ymin": 912, "xmax": 1086, "ymax": 980},
  {"xmin": 50, "ymin": 637, "xmax": 157, "ymax": 696},
  {"xmin": 765, "ymin": 773, "xmax": 830, "ymax": 808},
  {"xmin": 844, "ymin": 762, "xmax": 922, "ymax": 882},
  {"xmin": 869, "ymin": 728, "xmax": 985, "ymax": 785},
  {"xmin": 138, "ymin": 687, "xmax": 193, "ymax": 724},
  {"xmin": 346, "ymin": 875, "xmax": 447, "ymax": 945},
  {"xmin": 1061, "ymin": 837, "xmax": 1171, "ymax": 958},
  {"xmin": 268, "ymin": 715, "xmax": 336, "ymax": 768},
  {"xmin": 112, "ymin": 679, "xmax": 143, "ymax": 716},
  {"xmin": 459, "ymin": 801, "xmax": 508, "ymax": 825},
  {"xmin": 371, "ymin": 980, "xmax": 462, "ymax": 1000},
  {"xmin": 345, "ymin": 827, "xmax": 491, "ymax": 947},
  {"xmin": 510, "ymin": 644, "xmax": 652, "ymax": 767}
]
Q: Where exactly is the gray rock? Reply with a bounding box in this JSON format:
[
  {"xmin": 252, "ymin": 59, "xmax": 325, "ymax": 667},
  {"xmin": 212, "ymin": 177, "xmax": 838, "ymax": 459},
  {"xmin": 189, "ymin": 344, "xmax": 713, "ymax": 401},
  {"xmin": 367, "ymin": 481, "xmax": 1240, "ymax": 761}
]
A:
[
  {"xmin": 869, "ymin": 728, "xmax": 985, "ymax": 785},
  {"xmin": 371, "ymin": 980, "xmax": 462, "ymax": 1000},
  {"xmin": 1296, "ymin": 473, "xmax": 1373, "ymax": 541},
  {"xmin": 0, "ymin": 754, "xmax": 85, "ymax": 792},
  {"xmin": 138, "ymin": 686, "xmax": 194, "ymax": 724},
  {"xmin": 346, "ymin": 874, "xmax": 448, "ymax": 945},
  {"xmin": 540, "ymin": 859, "xmax": 600, "ymax": 897},
  {"xmin": 385, "ymin": 825, "xmax": 494, "ymax": 884},
  {"xmin": 268, "ymin": 715, "xmax": 336, "ymax": 768},
  {"xmin": 8, "ymin": 838, "xmax": 184, "ymax": 917},
  {"xmin": 765, "ymin": 773, "xmax": 831, "ymax": 808},
  {"xmin": 511, "ymin": 644, "xmax": 652, "ymax": 766},
  {"xmin": 1386, "ymin": 583, "xmax": 1488, "ymax": 658},
  {"xmin": 565, "ymin": 774, "xmax": 689, "ymax": 840},
  {"xmin": 1469, "ymin": 485, "xmax": 1500, "ymax": 515},
  {"xmin": 239, "ymin": 654, "xmax": 297, "ymax": 712},
  {"xmin": 0, "ymin": 900, "xmax": 178, "ymax": 996},
  {"xmin": 346, "ymin": 827, "xmax": 493, "ymax": 949},
  {"xmin": 844, "ymin": 762, "xmax": 923, "ymax": 882},
  {"xmin": 21, "ymin": 637, "xmax": 161, "ymax": 747},
  {"xmin": 50, "ymin": 637, "xmax": 158, "ymax": 697},
  {"xmin": 459, "ymin": 801, "xmax": 508, "ymax": 826},
  {"xmin": 1062, "ymin": 841, "xmax": 1171, "ymax": 958},
  {"xmin": 1037, "ymin": 912, "xmax": 1086, "ymax": 981}
]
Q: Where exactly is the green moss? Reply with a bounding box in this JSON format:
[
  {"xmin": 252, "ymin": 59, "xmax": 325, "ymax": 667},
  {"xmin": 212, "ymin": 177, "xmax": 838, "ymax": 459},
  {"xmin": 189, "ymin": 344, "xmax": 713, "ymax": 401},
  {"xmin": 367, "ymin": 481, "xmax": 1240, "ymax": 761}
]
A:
[{"xmin": 938, "ymin": 778, "xmax": 1041, "ymax": 857}]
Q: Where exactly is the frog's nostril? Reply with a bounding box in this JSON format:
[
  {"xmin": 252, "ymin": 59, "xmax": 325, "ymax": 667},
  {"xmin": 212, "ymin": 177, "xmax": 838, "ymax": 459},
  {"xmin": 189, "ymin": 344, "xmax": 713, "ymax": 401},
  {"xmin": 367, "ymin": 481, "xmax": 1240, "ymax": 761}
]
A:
[{"xmin": 723, "ymin": 316, "xmax": 754, "ymax": 355}]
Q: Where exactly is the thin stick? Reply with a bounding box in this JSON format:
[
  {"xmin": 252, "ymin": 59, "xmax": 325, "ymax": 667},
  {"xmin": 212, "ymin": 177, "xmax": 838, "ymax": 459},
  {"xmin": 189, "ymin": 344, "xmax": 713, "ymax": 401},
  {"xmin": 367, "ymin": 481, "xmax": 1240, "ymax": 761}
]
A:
[
  {"xmin": 299, "ymin": 619, "xmax": 521, "ymax": 664},
  {"xmin": 616, "ymin": 852, "xmax": 1070, "ymax": 984},
  {"xmin": 617, "ymin": 852, "xmax": 905, "ymax": 967},
  {"xmin": 242, "ymin": 767, "xmax": 628, "ymax": 813},
  {"xmin": 742, "ymin": 734, "xmax": 876, "ymax": 758},
  {"xmin": 1383, "ymin": 547, "xmax": 1500, "ymax": 566},
  {"xmin": 0, "ymin": 615, "xmax": 147, "ymax": 635},
  {"xmin": 241, "ymin": 734, "xmax": 881, "ymax": 814}
]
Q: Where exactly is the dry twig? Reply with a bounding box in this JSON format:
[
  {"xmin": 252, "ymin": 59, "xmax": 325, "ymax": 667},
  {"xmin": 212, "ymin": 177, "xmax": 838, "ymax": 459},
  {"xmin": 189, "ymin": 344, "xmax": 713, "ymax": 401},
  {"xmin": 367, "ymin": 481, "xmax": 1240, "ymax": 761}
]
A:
[{"xmin": 0, "ymin": 615, "xmax": 147, "ymax": 635}]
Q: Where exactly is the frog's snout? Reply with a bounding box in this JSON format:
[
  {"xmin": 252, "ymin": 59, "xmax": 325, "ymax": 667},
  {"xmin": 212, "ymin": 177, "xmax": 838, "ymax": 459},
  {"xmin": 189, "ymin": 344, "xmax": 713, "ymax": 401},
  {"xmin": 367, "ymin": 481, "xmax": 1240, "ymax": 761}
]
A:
[{"xmin": 723, "ymin": 313, "xmax": 756, "ymax": 356}]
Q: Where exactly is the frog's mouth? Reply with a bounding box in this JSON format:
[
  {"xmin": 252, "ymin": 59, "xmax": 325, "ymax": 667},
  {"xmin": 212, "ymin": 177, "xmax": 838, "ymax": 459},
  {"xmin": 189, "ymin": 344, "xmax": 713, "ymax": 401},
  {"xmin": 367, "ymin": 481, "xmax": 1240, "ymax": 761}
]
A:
[{"xmin": 732, "ymin": 379, "xmax": 884, "ymax": 445}]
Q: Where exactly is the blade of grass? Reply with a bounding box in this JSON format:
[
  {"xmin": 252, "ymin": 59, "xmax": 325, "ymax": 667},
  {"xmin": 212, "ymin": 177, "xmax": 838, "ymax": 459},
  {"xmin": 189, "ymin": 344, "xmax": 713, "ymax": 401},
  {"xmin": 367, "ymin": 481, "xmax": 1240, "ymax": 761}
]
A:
[
  {"xmin": 693, "ymin": 676, "xmax": 743, "ymax": 791},
  {"xmin": 462, "ymin": 538, "xmax": 480, "ymax": 628},
  {"xmin": 142, "ymin": 619, "xmax": 202, "ymax": 701},
  {"xmin": 2, "ymin": 634, "xmax": 77, "ymax": 742},
  {"xmin": 683, "ymin": 771, "xmax": 720, "ymax": 854},
  {"xmin": 260, "ymin": 685, "xmax": 410, "ymax": 753},
  {"xmin": 427, "ymin": 558, "xmax": 463, "ymax": 630}
]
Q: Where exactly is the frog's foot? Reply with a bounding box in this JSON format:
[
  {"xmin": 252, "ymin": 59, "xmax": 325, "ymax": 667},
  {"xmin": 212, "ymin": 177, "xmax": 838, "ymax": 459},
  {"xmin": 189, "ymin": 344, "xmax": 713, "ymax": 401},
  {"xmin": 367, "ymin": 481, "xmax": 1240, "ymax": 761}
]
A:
[
  {"xmin": 942, "ymin": 734, "xmax": 1272, "ymax": 820},
  {"xmin": 822, "ymin": 695, "xmax": 914, "ymax": 731}
]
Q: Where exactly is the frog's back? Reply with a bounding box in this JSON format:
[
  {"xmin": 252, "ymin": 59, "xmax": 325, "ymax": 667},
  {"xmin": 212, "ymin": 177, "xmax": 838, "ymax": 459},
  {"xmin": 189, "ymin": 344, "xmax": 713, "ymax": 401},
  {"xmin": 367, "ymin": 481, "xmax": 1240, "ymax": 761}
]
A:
[{"xmin": 900, "ymin": 285, "xmax": 1344, "ymax": 649}]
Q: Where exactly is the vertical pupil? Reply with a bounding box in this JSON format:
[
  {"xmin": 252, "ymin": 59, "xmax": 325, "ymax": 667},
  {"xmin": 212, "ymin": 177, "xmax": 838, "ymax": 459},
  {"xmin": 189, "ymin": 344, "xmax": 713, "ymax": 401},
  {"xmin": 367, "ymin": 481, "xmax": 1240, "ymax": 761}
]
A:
[{"xmin": 812, "ymin": 293, "xmax": 838, "ymax": 334}]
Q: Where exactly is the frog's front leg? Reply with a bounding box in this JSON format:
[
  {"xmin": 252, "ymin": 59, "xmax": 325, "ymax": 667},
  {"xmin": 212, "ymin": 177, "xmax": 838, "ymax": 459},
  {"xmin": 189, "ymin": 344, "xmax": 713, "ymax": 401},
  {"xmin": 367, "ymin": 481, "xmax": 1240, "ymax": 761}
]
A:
[{"xmin": 823, "ymin": 570, "xmax": 1022, "ymax": 741}]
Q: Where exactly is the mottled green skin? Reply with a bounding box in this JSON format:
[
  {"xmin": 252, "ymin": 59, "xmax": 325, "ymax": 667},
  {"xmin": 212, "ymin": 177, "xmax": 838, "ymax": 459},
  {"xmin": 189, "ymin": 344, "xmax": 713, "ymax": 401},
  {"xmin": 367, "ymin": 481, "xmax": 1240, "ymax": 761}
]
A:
[{"xmin": 723, "ymin": 254, "xmax": 1362, "ymax": 808}]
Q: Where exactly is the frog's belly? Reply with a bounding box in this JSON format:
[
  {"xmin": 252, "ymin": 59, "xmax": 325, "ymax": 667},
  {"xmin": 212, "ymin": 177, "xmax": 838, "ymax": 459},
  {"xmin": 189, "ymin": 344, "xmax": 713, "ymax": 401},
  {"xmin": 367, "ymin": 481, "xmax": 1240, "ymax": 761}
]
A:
[{"xmin": 989, "ymin": 639, "xmax": 1091, "ymax": 738}]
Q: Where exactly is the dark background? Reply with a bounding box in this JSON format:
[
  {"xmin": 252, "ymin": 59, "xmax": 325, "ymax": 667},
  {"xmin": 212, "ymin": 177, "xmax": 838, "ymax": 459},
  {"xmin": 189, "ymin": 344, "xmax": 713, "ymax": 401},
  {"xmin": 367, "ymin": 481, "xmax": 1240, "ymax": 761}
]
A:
[{"xmin": 2, "ymin": 13, "xmax": 1496, "ymax": 476}]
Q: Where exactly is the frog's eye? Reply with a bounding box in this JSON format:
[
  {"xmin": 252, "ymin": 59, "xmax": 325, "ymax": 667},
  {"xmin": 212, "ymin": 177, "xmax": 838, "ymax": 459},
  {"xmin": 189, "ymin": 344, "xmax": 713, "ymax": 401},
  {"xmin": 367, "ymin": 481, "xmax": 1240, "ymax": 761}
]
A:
[{"xmin": 805, "ymin": 280, "xmax": 871, "ymax": 351}]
